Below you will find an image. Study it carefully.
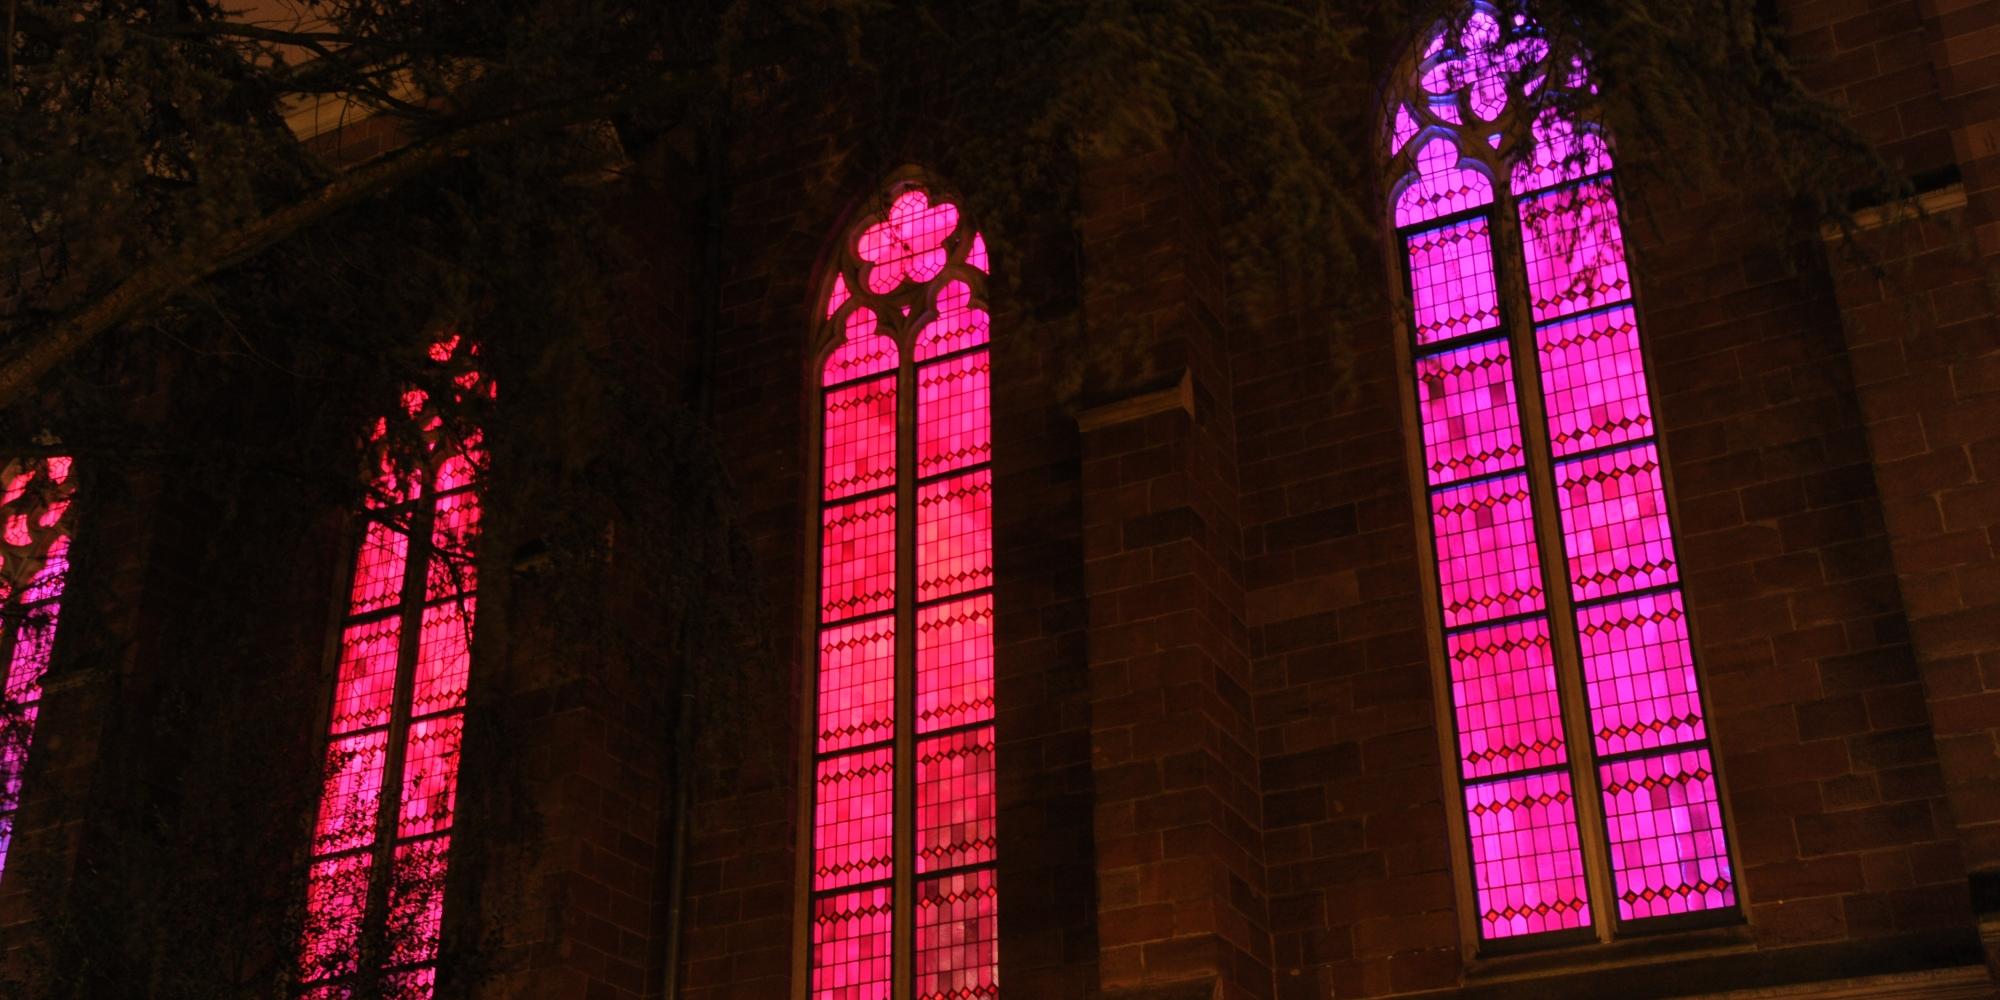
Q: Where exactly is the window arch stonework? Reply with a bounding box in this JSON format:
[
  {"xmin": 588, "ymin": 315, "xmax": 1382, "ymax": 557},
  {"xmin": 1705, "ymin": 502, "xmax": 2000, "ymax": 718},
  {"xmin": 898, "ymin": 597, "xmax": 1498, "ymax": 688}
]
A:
[{"xmin": 1384, "ymin": 4, "xmax": 1740, "ymax": 949}]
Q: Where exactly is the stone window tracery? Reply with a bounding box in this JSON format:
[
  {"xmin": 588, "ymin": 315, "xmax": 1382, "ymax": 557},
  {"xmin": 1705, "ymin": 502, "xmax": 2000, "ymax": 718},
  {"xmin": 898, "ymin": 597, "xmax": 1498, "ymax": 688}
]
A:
[{"xmin": 810, "ymin": 177, "xmax": 999, "ymax": 999}]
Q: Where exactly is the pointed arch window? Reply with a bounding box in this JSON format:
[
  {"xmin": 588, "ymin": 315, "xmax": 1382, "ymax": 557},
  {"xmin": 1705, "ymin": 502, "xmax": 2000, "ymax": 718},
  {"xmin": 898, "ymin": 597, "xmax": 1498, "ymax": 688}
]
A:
[
  {"xmin": 1385, "ymin": 5, "xmax": 1738, "ymax": 948},
  {"xmin": 809, "ymin": 179, "xmax": 999, "ymax": 999},
  {"xmin": 0, "ymin": 455, "xmax": 74, "ymax": 882},
  {"xmin": 298, "ymin": 335, "xmax": 490, "ymax": 998}
]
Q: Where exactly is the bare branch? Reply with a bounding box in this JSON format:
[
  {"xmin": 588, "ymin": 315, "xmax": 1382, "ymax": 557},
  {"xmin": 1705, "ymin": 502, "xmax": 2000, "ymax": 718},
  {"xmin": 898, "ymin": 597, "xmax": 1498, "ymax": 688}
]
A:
[{"xmin": 0, "ymin": 89, "xmax": 632, "ymax": 409}]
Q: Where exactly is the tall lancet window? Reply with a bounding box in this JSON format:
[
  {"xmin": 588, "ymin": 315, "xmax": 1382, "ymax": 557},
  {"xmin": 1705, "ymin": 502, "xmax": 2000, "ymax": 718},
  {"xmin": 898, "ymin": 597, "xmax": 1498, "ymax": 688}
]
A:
[
  {"xmin": 299, "ymin": 335, "xmax": 490, "ymax": 998},
  {"xmin": 1385, "ymin": 4, "xmax": 1737, "ymax": 948},
  {"xmin": 0, "ymin": 455, "xmax": 73, "ymax": 881},
  {"xmin": 809, "ymin": 178, "xmax": 999, "ymax": 999}
]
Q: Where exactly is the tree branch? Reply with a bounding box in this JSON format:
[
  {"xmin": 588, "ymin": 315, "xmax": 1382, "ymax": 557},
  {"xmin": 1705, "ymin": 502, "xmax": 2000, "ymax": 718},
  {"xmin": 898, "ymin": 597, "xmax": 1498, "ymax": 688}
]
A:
[{"xmin": 0, "ymin": 88, "xmax": 631, "ymax": 409}]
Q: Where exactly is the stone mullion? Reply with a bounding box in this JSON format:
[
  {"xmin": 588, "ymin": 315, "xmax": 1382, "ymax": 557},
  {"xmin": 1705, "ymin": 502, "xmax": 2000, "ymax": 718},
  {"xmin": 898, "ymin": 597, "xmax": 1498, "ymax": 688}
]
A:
[{"xmin": 1488, "ymin": 184, "xmax": 1621, "ymax": 945}]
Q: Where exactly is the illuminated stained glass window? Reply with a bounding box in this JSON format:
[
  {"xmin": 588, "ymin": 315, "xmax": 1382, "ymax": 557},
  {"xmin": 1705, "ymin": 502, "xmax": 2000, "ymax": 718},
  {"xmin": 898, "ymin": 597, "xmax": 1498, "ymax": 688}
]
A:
[
  {"xmin": 0, "ymin": 455, "xmax": 74, "ymax": 883},
  {"xmin": 811, "ymin": 179, "xmax": 997, "ymax": 998},
  {"xmin": 299, "ymin": 335, "xmax": 491, "ymax": 997},
  {"xmin": 1386, "ymin": 3, "xmax": 1737, "ymax": 946}
]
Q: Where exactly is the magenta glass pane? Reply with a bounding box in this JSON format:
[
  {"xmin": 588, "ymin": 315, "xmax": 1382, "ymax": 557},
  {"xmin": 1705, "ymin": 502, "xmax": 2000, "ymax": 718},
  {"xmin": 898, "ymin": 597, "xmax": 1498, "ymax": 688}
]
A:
[
  {"xmin": 1554, "ymin": 443, "xmax": 1678, "ymax": 602},
  {"xmin": 397, "ymin": 714, "xmax": 462, "ymax": 838},
  {"xmin": 5, "ymin": 605, "xmax": 58, "ymax": 702},
  {"xmin": 918, "ymin": 351, "xmax": 991, "ymax": 480},
  {"xmin": 1511, "ymin": 112, "xmax": 1613, "ymax": 195},
  {"xmin": 817, "ymin": 615, "xmax": 897, "ymax": 754},
  {"xmin": 1389, "ymin": 104, "xmax": 1418, "ymax": 155},
  {"xmin": 348, "ymin": 522, "xmax": 408, "ymax": 615},
  {"xmin": 1429, "ymin": 473, "xmax": 1546, "ymax": 629},
  {"xmin": 1536, "ymin": 305, "xmax": 1653, "ymax": 458},
  {"xmin": 1415, "ymin": 338, "xmax": 1524, "ymax": 486},
  {"xmin": 917, "ymin": 725, "xmax": 997, "ymax": 873},
  {"xmin": 827, "ymin": 273, "xmax": 851, "ymax": 318},
  {"xmin": 1579, "ymin": 590, "xmax": 1705, "ymax": 756},
  {"xmin": 917, "ymin": 595, "xmax": 994, "ymax": 734},
  {"xmin": 19, "ymin": 534, "xmax": 67, "ymax": 604},
  {"xmin": 858, "ymin": 190, "xmax": 959, "ymax": 294},
  {"xmin": 967, "ymin": 232, "xmax": 990, "ymax": 274},
  {"xmin": 1418, "ymin": 9, "xmax": 1543, "ymax": 124},
  {"xmin": 0, "ymin": 703, "xmax": 38, "ymax": 813},
  {"xmin": 824, "ymin": 374, "xmax": 899, "ymax": 501},
  {"xmin": 915, "ymin": 280, "xmax": 991, "ymax": 361},
  {"xmin": 313, "ymin": 731, "xmax": 388, "ymax": 855},
  {"xmin": 432, "ymin": 428, "xmax": 485, "ymax": 495},
  {"xmin": 1464, "ymin": 771, "xmax": 1591, "ymax": 940},
  {"xmin": 300, "ymin": 852, "xmax": 373, "ymax": 981},
  {"xmin": 916, "ymin": 868, "xmax": 999, "ymax": 1000},
  {"xmin": 917, "ymin": 469, "xmax": 993, "ymax": 604},
  {"xmin": 1519, "ymin": 179, "xmax": 1630, "ymax": 323},
  {"xmin": 824, "ymin": 308, "xmax": 900, "ymax": 386},
  {"xmin": 331, "ymin": 618, "xmax": 400, "ymax": 734},
  {"xmin": 821, "ymin": 493, "xmax": 898, "ymax": 623},
  {"xmin": 426, "ymin": 491, "xmax": 479, "ymax": 599},
  {"xmin": 1406, "ymin": 218, "xmax": 1501, "ymax": 345},
  {"xmin": 1394, "ymin": 136, "xmax": 1494, "ymax": 227},
  {"xmin": 813, "ymin": 747, "xmax": 895, "ymax": 891},
  {"xmin": 1447, "ymin": 618, "xmax": 1567, "ymax": 780},
  {"xmin": 1600, "ymin": 748, "xmax": 1735, "ymax": 920},
  {"xmin": 380, "ymin": 968, "xmax": 435, "ymax": 1000},
  {"xmin": 411, "ymin": 599, "xmax": 473, "ymax": 719},
  {"xmin": 811, "ymin": 886, "xmax": 893, "ymax": 1000},
  {"xmin": 385, "ymin": 834, "xmax": 450, "ymax": 968}
]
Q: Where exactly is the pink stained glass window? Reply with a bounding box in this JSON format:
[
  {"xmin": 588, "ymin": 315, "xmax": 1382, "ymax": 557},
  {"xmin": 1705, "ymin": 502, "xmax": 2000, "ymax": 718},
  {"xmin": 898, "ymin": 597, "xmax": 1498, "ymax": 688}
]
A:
[
  {"xmin": 300, "ymin": 335, "xmax": 488, "ymax": 998},
  {"xmin": 1578, "ymin": 591, "xmax": 1704, "ymax": 757},
  {"xmin": 1519, "ymin": 180, "xmax": 1630, "ymax": 324},
  {"xmin": 0, "ymin": 456, "xmax": 77, "ymax": 885},
  {"xmin": 916, "ymin": 868, "xmax": 1000, "ymax": 1000},
  {"xmin": 1554, "ymin": 443, "xmax": 1679, "ymax": 603},
  {"xmin": 1392, "ymin": 3, "xmax": 1736, "ymax": 944},
  {"xmin": 1429, "ymin": 473, "xmax": 1546, "ymax": 629},
  {"xmin": 1465, "ymin": 772, "xmax": 1592, "ymax": 939},
  {"xmin": 1448, "ymin": 618, "xmax": 1567, "ymax": 780},
  {"xmin": 813, "ymin": 887, "xmax": 894, "ymax": 1000},
  {"xmin": 1537, "ymin": 306, "xmax": 1653, "ymax": 458},
  {"xmin": 1407, "ymin": 219, "xmax": 1503, "ymax": 345},
  {"xmin": 811, "ymin": 182, "xmax": 997, "ymax": 993},
  {"xmin": 1599, "ymin": 749, "xmax": 1734, "ymax": 919},
  {"xmin": 1415, "ymin": 338, "xmax": 1524, "ymax": 485}
]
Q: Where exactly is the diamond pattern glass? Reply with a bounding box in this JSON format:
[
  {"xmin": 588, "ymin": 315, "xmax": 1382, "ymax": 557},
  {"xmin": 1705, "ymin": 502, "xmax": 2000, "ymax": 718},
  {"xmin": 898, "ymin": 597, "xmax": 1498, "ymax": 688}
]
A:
[
  {"xmin": 1416, "ymin": 338, "xmax": 1523, "ymax": 485},
  {"xmin": 812, "ymin": 887, "xmax": 893, "ymax": 1000},
  {"xmin": 1578, "ymin": 591, "xmax": 1705, "ymax": 757},
  {"xmin": 1448, "ymin": 618, "xmax": 1568, "ymax": 780},
  {"xmin": 916, "ymin": 868, "xmax": 999, "ymax": 1000},
  {"xmin": 1599, "ymin": 749, "xmax": 1735, "ymax": 920},
  {"xmin": 1465, "ymin": 772, "xmax": 1592, "ymax": 939},
  {"xmin": 1429, "ymin": 473, "xmax": 1545, "ymax": 629},
  {"xmin": 1554, "ymin": 443, "xmax": 1679, "ymax": 603},
  {"xmin": 916, "ymin": 726, "xmax": 997, "ymax": 873},
  {"xmin": 1537, "ymin": 306, "xmax": 1652, "ymax": 458},
  {"xmin": 1407, "ymin": 218, "xmax": 1502, "ymax": 346}
]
